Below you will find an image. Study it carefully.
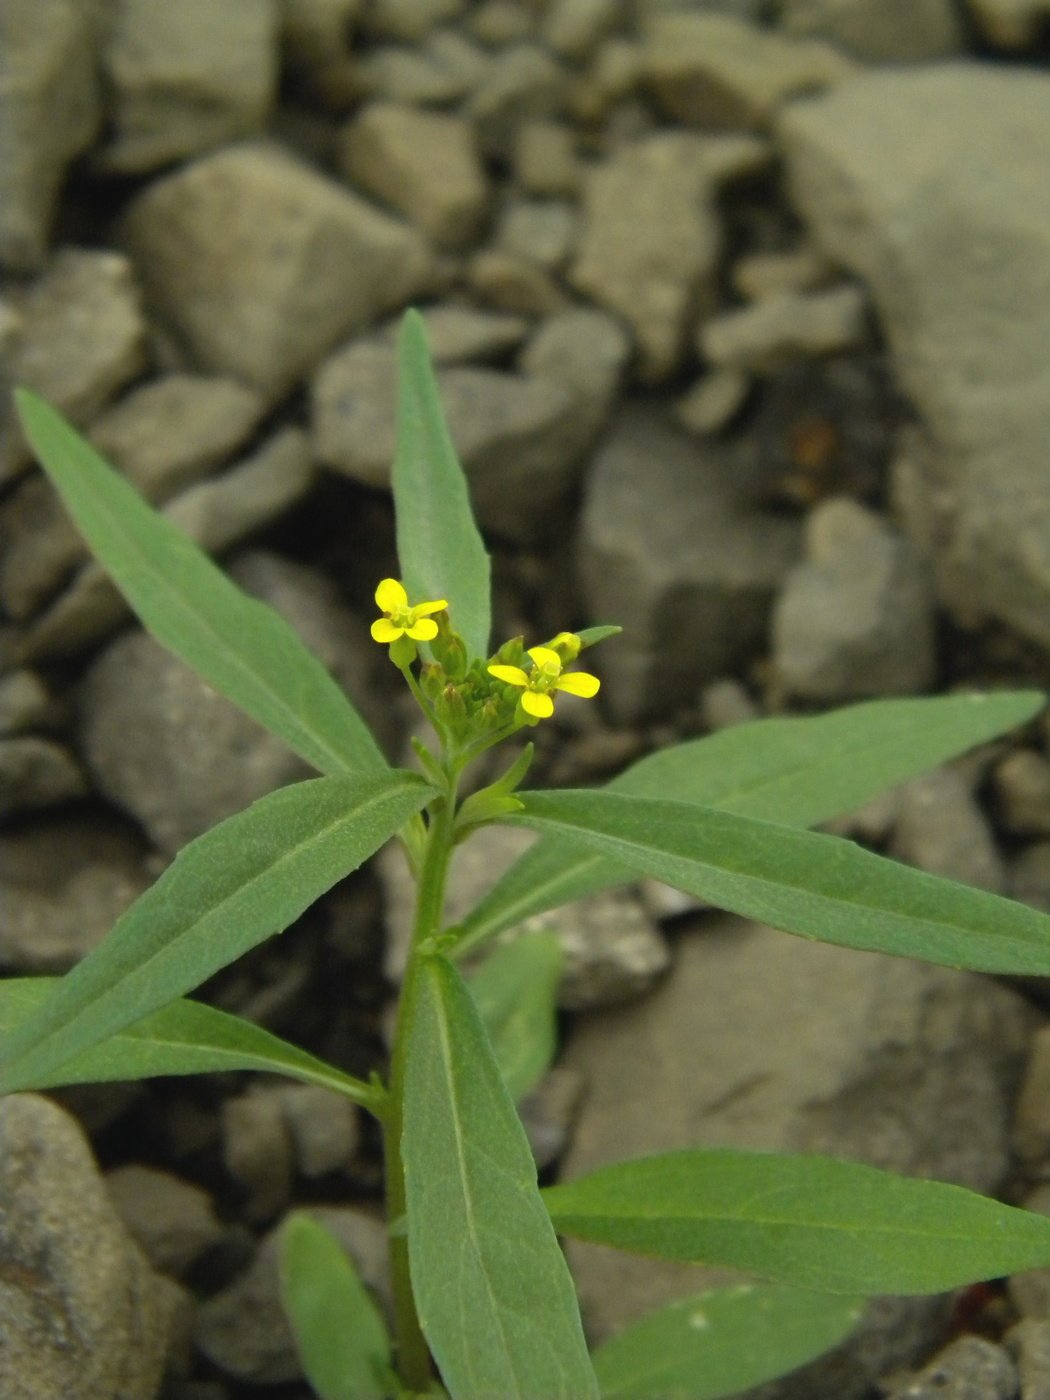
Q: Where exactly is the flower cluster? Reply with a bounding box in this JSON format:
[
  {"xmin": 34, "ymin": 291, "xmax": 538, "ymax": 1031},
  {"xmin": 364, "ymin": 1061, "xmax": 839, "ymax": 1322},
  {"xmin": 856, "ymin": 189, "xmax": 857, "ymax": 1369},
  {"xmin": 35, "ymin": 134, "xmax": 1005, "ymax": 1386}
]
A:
[{"xmin": 488, "ymin": 646, "xmax": 599, "ymax": 719}]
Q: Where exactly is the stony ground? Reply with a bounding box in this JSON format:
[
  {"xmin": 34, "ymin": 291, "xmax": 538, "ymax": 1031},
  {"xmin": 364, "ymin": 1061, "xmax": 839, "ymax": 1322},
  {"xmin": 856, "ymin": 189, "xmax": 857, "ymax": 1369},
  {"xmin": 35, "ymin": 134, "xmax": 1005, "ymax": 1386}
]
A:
[{"xmin": 3, "ymin": 1, "xmax": 1050, "ymax": 1397}]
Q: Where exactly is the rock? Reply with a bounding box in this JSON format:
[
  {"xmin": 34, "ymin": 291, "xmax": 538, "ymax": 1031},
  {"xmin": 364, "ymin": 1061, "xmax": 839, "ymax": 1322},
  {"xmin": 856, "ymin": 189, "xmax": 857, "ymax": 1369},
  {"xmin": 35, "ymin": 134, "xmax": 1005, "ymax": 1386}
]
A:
[
  {"xmin": 496, "ymin": 198, "xmax": 577, "ymax": 270},
  {"xmin": 699, "ymin": 676, "xmax": 760, "ymax": 730},
  {"xmin": 221, "ymin": 1088, "xmax": 295, "ymax": 1223},
  {"xmin": 518, "ymin": 306, "xmax": 631, "ymax": 460},
  {"xmin": 78, "ymin": 627, "xmax": 312, "ymax": 856},
  {"xmin": 0, "ymin": 669, "xmax": 57, "ymax": 735},
  {"xmin": 96, "ymin": 0, "xmax": 278, "ymax": 173},
  {"xmin": 890, "ymin": 766, "xmax": 1005, "ymax": 893},
  {"xmin": 468, "ymin": 247, "xmax": 570, "ymax": 317},
  {"xmin": 570, "ymin": 133, "xmax": 719, "ymax": 380},
  {"xmin": 559, "ymin": 915, "xmax": 1033, "ymax": 1361},
  {"xmin": 357, "ymin": 29, "xmax": 490, "ymax": 105},
  {"xmin": 732, "ymin": 244, "xmax": 834, "ymax": 302},
  {"xmin": 339, "ymin": 102, "xmax": 488, "ymax": 250},
  {"xmin": 469, "ymin": 0, "xmax": 535, "ymax": 45},
  {"xmin": 122, "ymin": 142, "xmax": 434, "ymax": 400},
  {"xmin": 778, "ymin": 0, "xmax": 963, "ymax": 61},
  {"xmin": 994, "ymin": 750, "xmax": 1050, "ymax": 838},
  {"xmin": 882, "ymin": 1336, "xmax": 1018, "ymax": 1400},
  {"xmin": 771, "ymin": 497, "xmax": 936, "ymax": 701},
  {"xmin": 1006, "ymin": 1317, "xmax": 1050, "ymax": 1400},
  {"xmin": 643, "ymin": 12, "xmax": 851, "ymax": 131},
  {"xmin": 193, "ymin": 1207, "xmax": 389, "ymax": 1383},
  {"xmin": 699, "ymin": 285, "xmax": 868, "ymax": 371},
  {"xmin": 0, "ymin": 0, "xmax": 100, "ymax": 271},
  {"xmin": 1014, "ymin": 1024, "xmax": 1050, "ymax": 1170},
  {"xmin": 822, "ymin": 785, "xmax": 902, "ymax": 844},
  {"xmin": 519, "ymin": 1066, "xmax": 585, "ymax": 1168},
  {"xmin": 778, "ymin": 66, "xmax": 1050, "ymax": 656},
  {"xmin": 0, "ymin": 813, "xmax": 154, "ymax": 973},
  {"xmin": 362, "ymin": 0, "xmax": 462, "ymax": 42},
  {"xmin": 467, "ymin": 43, "xmax": 567, "ymax": 159},
  {"xmin": 542, "ymin": 0, "xmax": 619, "ymax": 59},
  {"xmin": 1010, "ymin": 1186, "xmax": 1050, "ymax": 1320},
  {"xmin": 0, "ymin": 736, "xmax": 88, "ymax": 818},
  {"xmin": 277, "ymin": 1083, "xmax": 361, "ymax": 1176},
  {"xmin": 513, "ymin": 119, "xmax": 581, "ymax": 197},
  {"xmin": 578, "ymin": 403, "xmax": 801, "ymax": 723},
  {"xmin": 280, "ymin": 0, "xmax": 361, "ymax": 106},
  {"xmin": 968, "ymin": 0, "xmax": 1050, "ymax": 48},
  {"xmin": 376, "ymin": 303, "xmax": 529, "ymax": 363},
  {"xmin": 105, "ymin": 1164, "xmax": 226, "ymax": 1278},
  {"xmin": 676, "ymin": 367, "xmax": 750, "ymax": 436},
  {"xmin": 88, "ymin": 373, "xmax": 267, "ymax": 501},
  {"xmin": 0, "ymin": 1093, "xmax": 186, "ymax": 1400},
  {"xmin": 1010, "ymin": 843, "xmax": 1050, "ymax": 914},
  {"xmin": 0, "ymin": 473, "xmax": 85, "ymax": 619}
]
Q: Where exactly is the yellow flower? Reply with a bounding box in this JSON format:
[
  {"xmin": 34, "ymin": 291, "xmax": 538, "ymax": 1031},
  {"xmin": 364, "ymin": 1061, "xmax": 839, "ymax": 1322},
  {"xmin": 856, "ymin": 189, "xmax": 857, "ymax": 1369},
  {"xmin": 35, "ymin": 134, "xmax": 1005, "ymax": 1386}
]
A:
[
  {"xmin": 370, "ymin": 578, "xmax": 448, "ymax": 643},
  {"xmin": 488, "ymin": 645, "xmax": 600, "ymax": 719}
]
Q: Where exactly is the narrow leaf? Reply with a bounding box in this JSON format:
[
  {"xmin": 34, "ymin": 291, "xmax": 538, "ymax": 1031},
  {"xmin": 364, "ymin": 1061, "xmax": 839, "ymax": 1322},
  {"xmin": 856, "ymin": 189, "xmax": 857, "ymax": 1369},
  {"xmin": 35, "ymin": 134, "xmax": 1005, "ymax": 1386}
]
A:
[
  {"xmin": 392, "ymin": 310, "xmax": 491, "ymax": 661},
  {"xmin": 403, "ymin": 955, "xmax": 598, "ymax": 1400},
  {"xmin": 508, "ymin": 788, "xmax": 1050, "ymax": 975},
  {"xmin": 543, "ymin": 1149, "xmax": 1050, "ymax": 1295},
  {"xmin": 467, "ymin": 932, "xmax": 562, "ymax": 1101},
  {"xmin": 576, "ymin": 625, "xmax": 622, "ymax": 648},
  {"xmin": 0, "ymin": 980, "xmax": 377, "ymax": 1109},
  {"xmin": 592, "ymin": 1283, "xmax": 864, "ymax": 1400},
  {"xmin": 456, "ymin": 691, "xmax": 1043, "ymax": 953},
  {"xmin": 280, "ymin": 1213, "xmax": 393, "ymax": 1400},
  {"xmin": 14, "ymin": 389, "xmax": 387, "ymax": 776},
  {"xmin": 0, "ymin": 771, "xmax": 434, "ymax": 1095}
]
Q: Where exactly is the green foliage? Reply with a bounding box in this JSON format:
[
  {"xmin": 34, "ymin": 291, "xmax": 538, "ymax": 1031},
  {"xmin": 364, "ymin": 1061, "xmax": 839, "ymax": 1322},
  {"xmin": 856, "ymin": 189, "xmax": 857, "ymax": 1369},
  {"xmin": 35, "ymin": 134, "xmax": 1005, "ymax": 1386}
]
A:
[
  {"xmin": 591, "ymin": 1283, "xmax": 865, "ymax": 1400},
  {"xmin": 280, "ymin": 1213, "xmax": 394, "ymax": 1400},
  {"xmin": 402, "ymin": 955, "xmax": 598, "ymax": 1400},
  {"xmin": 467, "ymin": 930, "xmax": 562, "ymax": 1101}
]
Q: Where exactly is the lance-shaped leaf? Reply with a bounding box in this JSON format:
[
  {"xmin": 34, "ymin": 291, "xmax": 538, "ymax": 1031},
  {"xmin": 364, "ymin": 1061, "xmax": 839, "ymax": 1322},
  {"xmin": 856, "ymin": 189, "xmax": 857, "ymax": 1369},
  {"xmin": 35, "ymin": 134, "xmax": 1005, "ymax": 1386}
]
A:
[
  {"xmin": 392, "ymin": 310, "xmax": 491, "ymax": 662},
  {"xmin": 507, "ymin": 788, "xmax": 1050, "ymax": 974},
  {"xmin": 402, "ymin": 954, "xmax": 598, "ymax": 1400},
  {"xmin": 0, "ymin": 771, "xmax": 434, "ymax": 1095},
  {"xmin": 592, "ymin": 1282, "xmax": 865, "ymax": 1400},
  {"xmin": 14, "ymin": 389, "xmax": 387, "ymax": 776},
  {"xmin": 0, "ymin": 980, "xmax": 378, "ymax": 1109},
  {"xmin": 467, "ymin": 931, "xmax": 562, "ymax": 1102},
  {"xmin": 542, "ymin": 1149, "xmax": 1050, "ymax": 1295},
  {"xmin": 280, "ymin": 1213, "xmax": 394, "ymax": 1400},
  {"xmin": 455, "ymin": 691, "xmax": 1043, "ymax": 953}
]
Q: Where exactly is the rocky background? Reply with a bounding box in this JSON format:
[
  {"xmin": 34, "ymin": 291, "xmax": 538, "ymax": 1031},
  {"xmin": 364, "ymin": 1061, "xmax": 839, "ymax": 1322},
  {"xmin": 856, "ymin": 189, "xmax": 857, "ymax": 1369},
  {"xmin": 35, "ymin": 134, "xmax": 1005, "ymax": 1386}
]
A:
[{"xmin": 3, "ymin": 0, "xmax": 1050, "ymax": 1396}]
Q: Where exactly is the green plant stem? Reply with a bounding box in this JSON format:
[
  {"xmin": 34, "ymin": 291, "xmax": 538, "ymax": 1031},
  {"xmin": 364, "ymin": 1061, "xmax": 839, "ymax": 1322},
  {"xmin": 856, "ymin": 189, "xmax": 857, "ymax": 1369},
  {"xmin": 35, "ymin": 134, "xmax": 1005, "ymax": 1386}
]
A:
[{"xmin": 383, "ymin": 783, "xmax": 458, "ymax": 1392}]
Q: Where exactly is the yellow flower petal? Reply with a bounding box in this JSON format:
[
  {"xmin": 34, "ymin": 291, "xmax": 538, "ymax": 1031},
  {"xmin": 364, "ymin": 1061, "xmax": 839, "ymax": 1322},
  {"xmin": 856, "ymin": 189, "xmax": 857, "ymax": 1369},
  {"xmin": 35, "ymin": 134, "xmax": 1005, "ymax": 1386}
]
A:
[
  {"xmin": 527, "ymin": 646, "xmax": 561, "ymax": 670},
  {"xmin": 375, "ymin": 578, "xmax": 407, "ymax": 612},
  {"xmin": 407, "ymin": 618, "xmax": 438, "ymax": 641},
  {"xmin": 555, "ymin": 671, "xmax": 600, "ymax": 698},
  {"xmin": 371, "ymin": 617, "xmax": 404, "ymax": 643},
  {"xmin": 521, "ymin": 690, "xmax": 554, "ymax": 718},
  {"xmin": 488, "ymin": 664, "xmax": 529, "ymax": 688},
  {"xmin": 411, "ymin": 599, "xmax": 448, "ymax": 617}
]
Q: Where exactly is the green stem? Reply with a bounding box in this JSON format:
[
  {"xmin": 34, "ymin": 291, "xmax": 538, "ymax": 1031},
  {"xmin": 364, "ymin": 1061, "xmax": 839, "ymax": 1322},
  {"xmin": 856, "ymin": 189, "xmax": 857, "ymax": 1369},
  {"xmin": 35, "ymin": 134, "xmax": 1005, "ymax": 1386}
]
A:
[{"xmin": 383, "ymin": 783, "xmax": 458, "ymax": 1393}]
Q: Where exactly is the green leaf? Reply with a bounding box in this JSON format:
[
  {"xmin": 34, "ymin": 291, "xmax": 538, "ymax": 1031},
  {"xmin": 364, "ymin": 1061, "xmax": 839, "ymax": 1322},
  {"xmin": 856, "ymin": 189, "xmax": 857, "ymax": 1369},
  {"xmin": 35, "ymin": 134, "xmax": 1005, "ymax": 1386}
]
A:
[
  {"xmin": 0, "ymin": 979, "xmax": 378, "ymax": 1109},
  {"xmin": 0, "ymin": 771, "xmax": 434, "ymax": 1096},
  {"xmin": 14, "ymin": 389, "xmax": 386, "ymax": 777},
  {"xmin": 507, "ymin": 787, "xmax": 1050, "ymax": 975},
  {"xmin": 576, "ymin": 625, "xmax": 622, "ymax": 649},
  {"xmin": 455, "ymin": 691, "xmax": 1043, "ymax": 953},
  {"xmin": 280, "ymin": 1213, "xmax": 394, "ymax": 1400},
  {"xmin": 392, "ymin": 310, "xmax": 491, "ymax": 662},
  {"xmin": 467, "ymin": 931, "xmax": 562, "ymax": 1101},
  {"xmin": 592, "ymin": 1283, "xmax": 864, "ymax": 1400},
  {"xmin": 402, "ymin": 954, "xmax": 598, "ymax": 1400},
  {"xmin": 543, "ymin": 1149, "xmax": 1050, "ymax": 1295}
]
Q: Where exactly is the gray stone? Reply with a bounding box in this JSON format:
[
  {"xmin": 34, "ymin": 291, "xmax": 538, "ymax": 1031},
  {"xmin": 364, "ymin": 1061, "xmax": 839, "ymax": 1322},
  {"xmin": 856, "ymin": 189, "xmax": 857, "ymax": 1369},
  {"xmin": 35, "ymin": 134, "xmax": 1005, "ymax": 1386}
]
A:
[
  {"xmin": 1011, "ymin": 1187, "xmax": 1050, "ymax": 1321},
  {"xmin": 560, "ymin": 915, "xmax": 1033, "ymax": 1358},
  {"xmin": 578, "ymin": 403, "xmax": 801, "ymax": 723},
  {"xmin": 542, "ymin": 0, "xmax": 619, "ymax": 59},
  {"xmin": 357, "ymin": 29, "xmax": 490, "ymax": 105},
  {"xmin": 467, "ymin": 43, "xmax": 567, "ymax": 159},
  {"xmin": 771, "ymin": 497, "xmax": 936, "ymax": 701},
  {"xmin": 496, "ymin": 198, "xmax": 577, "ymax": 270},
  {"xmin": 193, "ymin": 1207, "xmax": 389, "ymax": 1383},
  {"xmin": 968, "ymin": 0, "xmax": 1050, "ymax": 47},
  {"xmin": 105, "ymin": 1164, "xmax": 225, "ymax": 1278},
  {"xmin": 732, "ymin": 244, "xmax": 834, "ymax": 302},
  {"xmin": 339, "ymin": 102, "xmax": 488, "ymax": 250},
  {"xmin": 1006, "ymin": 1317, "xmax": 1050, "ymax": 1400},
  {"xmin": 468, "ymin": 247, "xmax": 569, "ymax": 317},
  {"xmin": 280, "ymin": 0, "xmax": 361, "ymax": 106},
  {"xmin": 0, "ymin": 736, "xmax": 88, "ymax": 818},
  {"xmin": 0, "ymin": 472, "xmax": 85, "ymax": 619},
  {"xmin": 123, "ymin": 142, "xmax": 434, "ymax": 399},
  {"xmin": 1010, "ymin": 843, "xmax": 1050, "ymax": 914},
  {"xmin": 0, "ymin": 1093, "xmax": 186, "ymax": 1400},
  {"xmin": 377, "ymin": 303, "xmax": 530, "ymax": 363},
  {"xmin": 97, "ymin": 0, "xmax": 278, "ymax": 173},
  {"xmin": 0, "ymin": 669, "xmax": 56, "ymax": 735},
  {"xmin": 642, "ymin": 11, "xmax": 851, "ymax": 131},
  {"xmin": 778, "ymin": 67, "xmax": 1050, "ymax": 656},
  {"xmin": 362, "ymin": 0, "xmax": 462, "ymax": 41},
  {"xmin": 994, "ymin": 750, "xmax": 1050, "ymax": 838},
  {"xmin": 88, "ymin": 373, "xmax": 267, "ymax": 501},
  {"xmin": 570, "ymin": 133, "xmax": 720, "ymax": 380},
  {"xmin": 519, "ymin": 1066, "xmax": 585, "ymax": 1169},
  {"xmin": 699, "ymin": 285, "xmax": 868, "ymax": 371},
  {"xmin": 277, "ymin": 1083, "xmax": 361, "ymax": 1176},
  {"xmin": 513, "ymin": 119, "xmax": 581, "ymax": 197},
  {"xmin": 890, "ymin": 766, "xmax": 1005, "ymax": 893},
  {"xmin": 699, "ymin": 676, "xmax": 760, "ymax": 730},
  {"xmin": 1014, "ymin": 1024, "xmax": 1050, "ymax": 1169},
  {"xmin": 0, "ymin": 0, "xmax": 100, "ymax": 271},
  {"xmin": 0, "ymin": 814, "xmax": 153, "ymax": 973},
  {"xmin": 469, "ymin": 0, "xmax": 535, "ymax": 45},
  {"xmin": 221, "ymin": 1088, "xmax": 295, "ymax": 1223},
  {"xmin": 676, "ymin": 367, "xmax": 750, "ymax": 436},
  {"xmin": 518, "ymin": 306, "xmax": 632, "ymax": 461},
  {"xmin": 883, "ymin": 1336, "xmax": 1018, "ymax": 1400},
  {"xmin": 778, "ymin": 0, "xmax": 963, "ymax": 61}
]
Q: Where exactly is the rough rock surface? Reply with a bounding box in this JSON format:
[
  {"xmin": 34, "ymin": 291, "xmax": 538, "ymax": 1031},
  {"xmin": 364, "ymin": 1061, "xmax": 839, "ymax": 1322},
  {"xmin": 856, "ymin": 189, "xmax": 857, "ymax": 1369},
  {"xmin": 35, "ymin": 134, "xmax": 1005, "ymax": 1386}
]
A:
[
  {"xmin": 881, "ymin": 1336, "xmax": 1018, "ymax": 1400},
  {"xmin": 0, "ymin": 1094, "xmax": 186, "ymax": 1400},
  {"xmin": 0, "ymin": 735, "xmax": 88, "ymax": 818},
  {"xmin": 778, "ymin": 65, "xmax": 1050, "ymax": 652},
  {"xmin": 123, "ymin": 142, "xmax": 434, "ymax": 398},
  {"xmin": 105, "ymin": 1164, "xmax": 226, "ymax": 1278},
  {"xmin": 699, "ymin": 284, "xmax": 868, "ymax": 371},
  {"xmin": 778, "ymin": 0, "xmax": 963, "ymax": 61}
]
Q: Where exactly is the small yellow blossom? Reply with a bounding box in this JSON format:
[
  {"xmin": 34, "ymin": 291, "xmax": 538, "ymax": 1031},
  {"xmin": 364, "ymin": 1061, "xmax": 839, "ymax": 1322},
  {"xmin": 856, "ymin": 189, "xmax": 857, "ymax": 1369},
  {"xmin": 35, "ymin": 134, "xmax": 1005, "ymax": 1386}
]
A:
[
  {"xmin": 371, "ymin": 578, "xmax": 448, "ymax": 643},
  {"xmin": 488, "ymin": 645, "xmax": 600, "ymax": 719}
]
